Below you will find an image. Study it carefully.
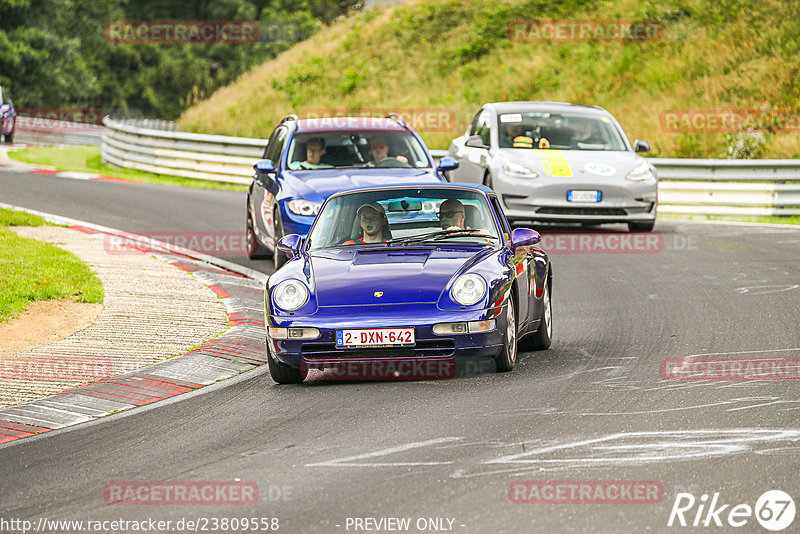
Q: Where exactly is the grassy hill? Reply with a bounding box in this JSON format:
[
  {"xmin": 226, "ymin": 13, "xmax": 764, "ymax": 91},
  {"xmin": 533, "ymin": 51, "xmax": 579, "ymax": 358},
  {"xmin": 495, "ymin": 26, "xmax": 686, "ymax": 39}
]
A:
[{"xmin": 178, "ymin": 0, "xmax": 800, "ymax": 158}]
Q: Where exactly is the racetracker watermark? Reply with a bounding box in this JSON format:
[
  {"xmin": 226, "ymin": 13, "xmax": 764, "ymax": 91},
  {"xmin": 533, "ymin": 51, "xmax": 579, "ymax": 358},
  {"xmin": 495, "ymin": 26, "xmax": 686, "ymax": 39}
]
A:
[
  {"xmin": 661, "ymin": 358, "xmax": 800, "ymax": 381},
  {"xmin": 104, "ymin": 481, "xmax": 259, "ymax": 505},
  {"xmin": 104, "ymin": 20, "xmax": 303, "ymax": 44},
  {"xmin": 302, "ymin": 109, "xmax": 457, "ymax": 132},
  {"xmin": 302, "ymin": 359, "xmax": 456, "ymax": 381},
  {"xmin": 509, "ymin": 480, "xmax": 663, "ymax": 504},
  {"xmin": 16, "ymin": 108, "xmax": 103, "ymax": 128},
  {"xmin": 103, "ymin": 232, "xmax": 247, "ymax": 256},
  {"xmin": 508, "ymin": 19, "xmax": 664, "ymax": 42},
  {"xmin": 660, "ymin": 109, "xmax": 800, "ymax": 133},
  {"xmin": 0, "ymin": 356, "xmax": 112, "ymax": 381},
  {"xmin": 539, "ymin": 231, "xmax": 665, "ymax": 254}
]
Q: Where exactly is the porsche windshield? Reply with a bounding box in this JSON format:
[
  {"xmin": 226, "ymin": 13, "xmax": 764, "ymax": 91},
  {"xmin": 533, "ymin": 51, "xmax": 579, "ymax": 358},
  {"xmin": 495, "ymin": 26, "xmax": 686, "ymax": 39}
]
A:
[
  {"xmin": 287, "ymin": 131, "xmax": 431, "ymax": 169},
  {"xmin": 306, "ymin": 189, "xmax": 501, "ymax": 250},
  {"xmin": 498, "ymin": 111, "xmax": 627, "ymax": 151}
]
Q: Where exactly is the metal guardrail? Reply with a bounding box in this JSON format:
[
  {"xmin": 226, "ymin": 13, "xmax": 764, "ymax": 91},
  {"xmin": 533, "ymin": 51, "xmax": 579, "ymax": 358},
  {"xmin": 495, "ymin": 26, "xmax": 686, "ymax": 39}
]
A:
[
  {"xmin": 101, "ymin": 117, "xmax": 265, "ymax": 185},
  {"xmin": 650, "ymin": 158, "xmax": 800, "ymax": 216},
  {"xmin": 101, "ymin": 120, "xmax": 800, "ymax": 215},
  {"xmin": 15, "ymin": 116, "xmax": 102, "ymax": 146}
]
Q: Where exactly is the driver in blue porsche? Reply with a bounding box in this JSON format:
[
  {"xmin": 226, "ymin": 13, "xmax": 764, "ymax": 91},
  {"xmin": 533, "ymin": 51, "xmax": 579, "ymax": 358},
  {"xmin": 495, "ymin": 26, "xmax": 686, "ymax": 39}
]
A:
[{"xmin": 342, "ymin": 202, "xmax": 392, "ymax": 244}]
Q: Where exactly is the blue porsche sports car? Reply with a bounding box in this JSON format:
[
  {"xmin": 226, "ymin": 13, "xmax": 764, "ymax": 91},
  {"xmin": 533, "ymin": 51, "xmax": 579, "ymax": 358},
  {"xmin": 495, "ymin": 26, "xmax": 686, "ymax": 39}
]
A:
[
  {"xmin": 264, "ymin": 183, "xmax": 553, "ymax": 384},
  {"xmin": 246, "ymin": 114, "xmax": 459, "ymax": 269}
]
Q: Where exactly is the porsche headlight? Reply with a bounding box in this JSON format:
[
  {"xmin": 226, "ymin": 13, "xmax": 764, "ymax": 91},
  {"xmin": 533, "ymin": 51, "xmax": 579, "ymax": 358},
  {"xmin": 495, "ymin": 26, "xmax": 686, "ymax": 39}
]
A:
[
  {"xmin": 626, "ymin": 162, "xmax": 655, "ymax": 181},
  {"xmin": 502, "ymin": 160, "xmax": 538, "ymax": 178},
  {"xmin": 287, "ymin": 199, "xmax": 322, "ymax": 216},
  {"xmin": 450, "ymin": 274, "xmax": 487, "ymax": 306},
  {"xmin": 272, "ymin": 280, "xmax": 309, "ymax": 311}
]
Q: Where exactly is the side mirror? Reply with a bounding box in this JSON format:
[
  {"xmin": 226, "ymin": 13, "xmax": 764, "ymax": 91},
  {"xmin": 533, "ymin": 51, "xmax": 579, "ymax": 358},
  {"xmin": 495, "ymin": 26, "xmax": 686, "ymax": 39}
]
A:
[
  {"xmin": 276, "ymin": 234, "xmax": 302, "ymax": 259},
  {"xmin": 633, "ymin": 140, "xmax": 650, "ymax": 153},
  {"xmin": 254, "ymin": 159, "xmax": 276, "ymax": 173},
  {"xmin": 437, "ymin": 156, "xmax": 459, "ymax": 174},
  {"xmin": 465, "ymin": 135, "xmax": 487, "ymax": 149},
  {"xmin": 510, "ymin": 228, "xmax": 541, "ymax": 254}
]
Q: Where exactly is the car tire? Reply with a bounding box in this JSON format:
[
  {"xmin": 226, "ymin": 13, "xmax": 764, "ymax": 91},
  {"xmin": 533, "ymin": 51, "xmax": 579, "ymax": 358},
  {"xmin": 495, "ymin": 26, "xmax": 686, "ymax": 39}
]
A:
[
  {"xmin": 495, "ymin": 295, "xmax": 517, "ymax": 372},
  {"xmin": 267, "ymin": 341, "xmax": 305, "ymax": 384},
  {"xmin": 273, "ymin": 207, "xmax": 287, "ymax": 270},
  {"xmin": 521, "ymin": 277, "xmax": 552, "ymax": 351},
  {"xmin": 628, "ymin": 220, "xmax": 655, "ymax": 232},
  {"xmin": 246, "ymin": 209, "xmax": 270, "ymax": 259},
  {"xmin": 483, "ymin": 171, "xmax": 493, "ymax": 189}
]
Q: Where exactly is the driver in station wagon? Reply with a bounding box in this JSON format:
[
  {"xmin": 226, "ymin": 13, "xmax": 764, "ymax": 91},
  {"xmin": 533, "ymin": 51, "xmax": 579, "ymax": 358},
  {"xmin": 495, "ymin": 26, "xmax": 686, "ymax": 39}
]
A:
[{"xmin": 288, "ymin": 136, "xmax": 334, "ymax": 170}]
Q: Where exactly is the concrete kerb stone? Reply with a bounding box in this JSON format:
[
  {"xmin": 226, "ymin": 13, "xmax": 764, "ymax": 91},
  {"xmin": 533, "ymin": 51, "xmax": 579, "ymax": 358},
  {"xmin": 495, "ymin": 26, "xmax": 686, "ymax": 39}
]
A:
[{"xmin": 0, "ymin": 204, "xmax": 268, "ymax": 445}]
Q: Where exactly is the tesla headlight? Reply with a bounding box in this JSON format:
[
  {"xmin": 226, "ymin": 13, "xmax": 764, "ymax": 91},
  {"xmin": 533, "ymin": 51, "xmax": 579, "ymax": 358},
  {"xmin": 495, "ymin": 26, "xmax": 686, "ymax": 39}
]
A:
[
  {"xmin": 502, "ymin": 159, "xmax": 538, "ymax": 178},
  {"xmin": 450, "ymin": 274, "xmax": 487, "ymax": 306},
  {"xmin": 626, "ymin": 162, "xmax": 655, "ymax": 181},
  {"xmin": 272, "ymin": 279, "xmax": 309, "ymax": 311},
  {"xmin": 287, "ymin": 199, "xmax": 322, "ymax": 216}
]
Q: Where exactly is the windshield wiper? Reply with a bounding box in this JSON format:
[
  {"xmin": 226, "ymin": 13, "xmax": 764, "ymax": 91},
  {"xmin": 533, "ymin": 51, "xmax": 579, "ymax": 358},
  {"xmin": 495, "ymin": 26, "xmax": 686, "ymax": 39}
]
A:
[{"xmin": 385, "ymin": 229, "xmax": 498, "ymax": 246}]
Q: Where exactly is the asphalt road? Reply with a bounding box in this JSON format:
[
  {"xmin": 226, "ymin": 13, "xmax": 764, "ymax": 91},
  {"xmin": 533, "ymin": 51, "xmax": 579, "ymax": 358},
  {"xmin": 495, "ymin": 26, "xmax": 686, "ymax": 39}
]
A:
[{"xmin": 2, "ymin": 169, "xmax": 800, "ymax": 533}]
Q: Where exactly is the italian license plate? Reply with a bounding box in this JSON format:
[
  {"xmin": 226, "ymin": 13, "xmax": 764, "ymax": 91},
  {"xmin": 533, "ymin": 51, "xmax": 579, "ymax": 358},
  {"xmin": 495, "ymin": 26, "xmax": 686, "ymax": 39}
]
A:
[
  {"xmin": 568, "ymin": 190, "xmax": 602, "ymax": 202},
  {"xmin": 336, "ymin": 327, "xmax": 415, "ymax": 347}
]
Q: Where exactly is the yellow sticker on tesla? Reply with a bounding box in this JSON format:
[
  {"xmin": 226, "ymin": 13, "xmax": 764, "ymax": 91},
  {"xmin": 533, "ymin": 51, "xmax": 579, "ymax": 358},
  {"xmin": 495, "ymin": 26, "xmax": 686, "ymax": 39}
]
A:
[{"xmin": 534, "ymin": 149, "xmax": 573, "ymax": 177}]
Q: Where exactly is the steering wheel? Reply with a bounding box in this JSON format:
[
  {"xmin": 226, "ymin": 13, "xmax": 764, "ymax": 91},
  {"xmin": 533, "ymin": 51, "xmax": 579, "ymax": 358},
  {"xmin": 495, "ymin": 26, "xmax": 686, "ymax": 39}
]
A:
[{"xmin": 375, "ymin": 157, "xmax": 412, "ymax": 168}]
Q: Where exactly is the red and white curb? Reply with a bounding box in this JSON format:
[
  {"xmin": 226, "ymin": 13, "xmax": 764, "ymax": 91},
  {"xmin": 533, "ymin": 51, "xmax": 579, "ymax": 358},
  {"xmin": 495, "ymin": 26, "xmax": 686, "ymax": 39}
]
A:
[
  {"xmin": 0, "ymin": 206, "xmax": 268, "ymax": 446},
  {"xmin": 29, "ymin": 169, "xmax": 138, "ymax": 183}
]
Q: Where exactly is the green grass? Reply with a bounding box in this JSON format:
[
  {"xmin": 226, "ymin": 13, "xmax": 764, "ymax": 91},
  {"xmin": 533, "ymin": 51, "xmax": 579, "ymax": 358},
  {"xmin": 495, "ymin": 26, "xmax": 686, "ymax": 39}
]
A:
[
  {"xmin": 0, "ymin": 208, "xmax": 104, "ymax": 324},
  {"xmin": 7, "ymin": 146, "xmax": 248, "ymax": 191},
  {"xmin": 0, "ymin": 208, "xmax": 50, "ymax": 227},
  {"xmin": 659, "ymin": 213, "xmax": 800, "ymax": 225},
  {"xmin": 179, "ymin": 0, "xmax": 800, "ymax": 159}
]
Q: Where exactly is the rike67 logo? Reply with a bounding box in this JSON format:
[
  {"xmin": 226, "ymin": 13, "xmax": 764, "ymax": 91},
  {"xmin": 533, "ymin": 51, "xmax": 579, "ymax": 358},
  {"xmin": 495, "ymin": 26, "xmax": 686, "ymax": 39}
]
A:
[{"xmin": 668, "ymin": 490, "xmax": 795, "ymax": 531}]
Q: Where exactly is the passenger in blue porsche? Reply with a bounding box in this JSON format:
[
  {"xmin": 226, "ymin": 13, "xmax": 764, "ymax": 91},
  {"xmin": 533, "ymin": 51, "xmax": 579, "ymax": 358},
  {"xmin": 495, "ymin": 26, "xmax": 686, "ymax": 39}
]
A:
[
  {"xmin": 438, "ymin": 199, "xmax": 490, "ymax": 235},
  {"xmin": 289, "ymin": 136, "xmax": 334, "ymax": 170},
  {"xmin": 438, "ymin": 199, "xmax": 468, "ymax": 230},
  {"xmin": 342, "ymin": 202, "xmax": 392, "ymax": 244}
]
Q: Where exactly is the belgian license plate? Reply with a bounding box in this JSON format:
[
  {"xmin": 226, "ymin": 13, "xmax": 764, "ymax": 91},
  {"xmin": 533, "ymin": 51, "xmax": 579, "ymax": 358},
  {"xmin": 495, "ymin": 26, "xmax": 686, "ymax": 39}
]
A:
[
  {"xmin": 336, "ymin": 328, "xmax": 415, "ymax": 347},
  {"xmin": 568, "ymin": 190, "xmax": 601, "ymax": 202}
]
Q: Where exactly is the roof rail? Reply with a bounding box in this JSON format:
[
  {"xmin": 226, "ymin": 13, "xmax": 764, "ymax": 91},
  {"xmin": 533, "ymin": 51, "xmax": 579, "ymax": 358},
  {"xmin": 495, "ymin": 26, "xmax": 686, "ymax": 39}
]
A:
[
  {"xmin": 281, "ymin": 114, "xmax": 299, "ymax": 123},
  {"xmin": 385, "ymin": 113, "xmax": 407, "ymax": 127}
]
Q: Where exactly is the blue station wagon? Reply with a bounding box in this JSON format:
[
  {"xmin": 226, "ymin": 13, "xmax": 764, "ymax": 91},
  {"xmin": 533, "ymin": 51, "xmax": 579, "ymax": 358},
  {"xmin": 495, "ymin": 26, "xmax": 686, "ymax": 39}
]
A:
[{"xmin": 246, "ymin": 114, "xmax": 459, "ymax": 269}]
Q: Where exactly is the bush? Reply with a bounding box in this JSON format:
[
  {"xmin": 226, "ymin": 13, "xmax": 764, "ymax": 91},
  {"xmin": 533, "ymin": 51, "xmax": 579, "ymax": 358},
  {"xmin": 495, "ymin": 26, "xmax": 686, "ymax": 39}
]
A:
[{"xmin": 721, "ymin": 130, "xmax": 767, "ymax": 159}]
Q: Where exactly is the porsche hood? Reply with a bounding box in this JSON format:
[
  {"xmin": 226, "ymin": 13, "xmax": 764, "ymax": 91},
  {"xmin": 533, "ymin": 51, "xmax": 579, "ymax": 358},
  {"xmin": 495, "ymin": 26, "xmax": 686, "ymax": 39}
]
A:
[{"xmin": 309, "ymin": 247, "xmax": 485, "ymax": 306}]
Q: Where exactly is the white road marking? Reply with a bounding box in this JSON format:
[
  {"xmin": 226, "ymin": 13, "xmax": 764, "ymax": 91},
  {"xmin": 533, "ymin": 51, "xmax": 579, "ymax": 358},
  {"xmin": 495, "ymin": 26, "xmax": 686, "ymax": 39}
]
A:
[
  {"xmin": 485, "ymin": 429, "xmax": 800, "ymax": 467},
  {"xmin": 306, "ymin": 437, "xmax": 463, "ymax": 467},
  {"xmin": 735, "ymin": 284, "xmax": 799, "ymax": 295}
]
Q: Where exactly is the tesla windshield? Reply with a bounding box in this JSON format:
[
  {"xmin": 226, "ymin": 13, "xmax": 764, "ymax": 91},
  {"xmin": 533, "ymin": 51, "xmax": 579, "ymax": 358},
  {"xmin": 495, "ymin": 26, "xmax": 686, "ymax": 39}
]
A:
[{"xmin": 498, "ymin": 111, "xmax": 627, "ymax": 151}]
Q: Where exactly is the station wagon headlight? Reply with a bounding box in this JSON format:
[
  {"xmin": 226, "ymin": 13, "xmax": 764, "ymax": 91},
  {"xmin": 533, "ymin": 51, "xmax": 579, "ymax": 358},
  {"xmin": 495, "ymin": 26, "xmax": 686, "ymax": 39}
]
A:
[
  {"xmin": 502, "ymin": 160, "xmax": 538, "ymax": 178},
  {"xmin": 287, "ymin": 199, "xmax": 322, "ymax": 216},
  {"xmin": 273, "ymin": 280, "xmax": 309, "ymax": 311},
  {"xmin": 626, "ymin": 162, "xmax": 655, "ymax": 181},
  {"xmin": 451, "ymin": 274, "xmax": 487, "ymax": 306}
]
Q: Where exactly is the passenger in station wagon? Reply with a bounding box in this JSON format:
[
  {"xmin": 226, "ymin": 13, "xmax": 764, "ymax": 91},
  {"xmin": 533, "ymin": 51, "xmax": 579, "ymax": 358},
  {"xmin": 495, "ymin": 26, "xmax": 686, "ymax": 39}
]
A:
[{"xmin": 364, "ymin": 135, "xmax": 408, "ymax": 166}]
